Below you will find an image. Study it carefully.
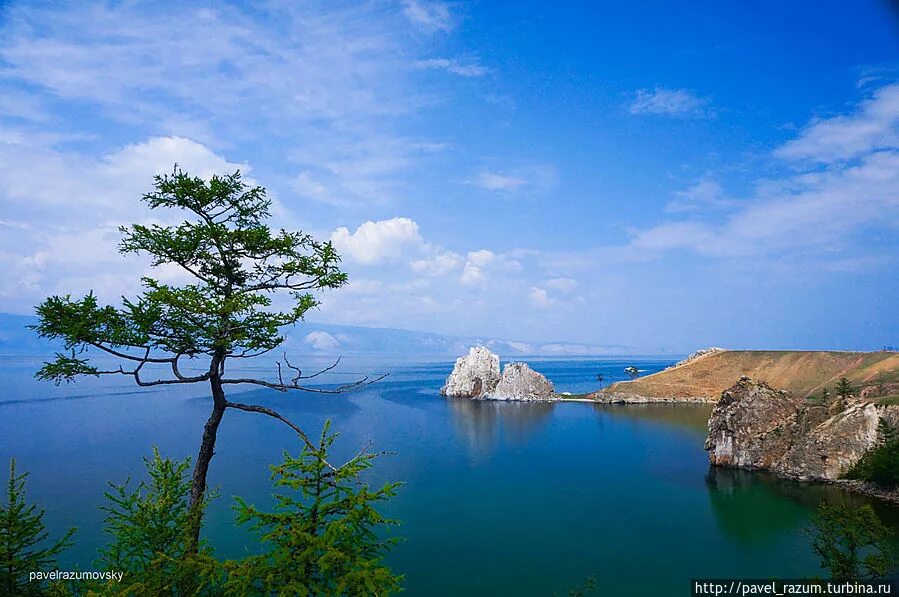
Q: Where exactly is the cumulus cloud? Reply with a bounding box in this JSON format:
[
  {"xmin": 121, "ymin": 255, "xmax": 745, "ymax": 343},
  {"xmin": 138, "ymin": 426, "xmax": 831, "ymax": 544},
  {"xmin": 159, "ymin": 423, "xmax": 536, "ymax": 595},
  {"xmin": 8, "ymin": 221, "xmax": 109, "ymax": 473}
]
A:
[
  {"xmin": 629, "ymin": 88, "xmax": 714, "ymax": 118},
  {"xmin": 460, "ymin": 250, "xmax": 521, "ymax": 285},
  {"xmin": 410, "ymin": 250, "xmax": 464, "ymax": 276},
  {"xmin": 0, "ymin": 135, "xmax": 251, "ymax": 309},
  {"xmin": 304, "ymin": 330, "xmax": 341, "ymax": 351},
  {"xmin": 330, "ymin": 217, "xmax": 425, "ymax": 265}
]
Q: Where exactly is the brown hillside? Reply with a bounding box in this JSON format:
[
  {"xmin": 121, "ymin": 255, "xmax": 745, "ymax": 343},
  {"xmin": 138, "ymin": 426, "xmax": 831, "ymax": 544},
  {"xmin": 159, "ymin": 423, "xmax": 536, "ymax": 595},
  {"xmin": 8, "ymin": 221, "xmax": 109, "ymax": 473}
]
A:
[{"xmin": 600, "ymin": 350, "xmax": 899, "ymax": 401}]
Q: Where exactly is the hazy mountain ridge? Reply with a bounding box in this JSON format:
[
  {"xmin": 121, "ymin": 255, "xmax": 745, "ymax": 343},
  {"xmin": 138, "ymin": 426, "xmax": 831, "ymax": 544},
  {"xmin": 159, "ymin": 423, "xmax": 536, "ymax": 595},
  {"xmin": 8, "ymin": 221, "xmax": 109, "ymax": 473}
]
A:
[{"xmin": 0, "ymin": 313, "xmax": 635, "ymax": 357}]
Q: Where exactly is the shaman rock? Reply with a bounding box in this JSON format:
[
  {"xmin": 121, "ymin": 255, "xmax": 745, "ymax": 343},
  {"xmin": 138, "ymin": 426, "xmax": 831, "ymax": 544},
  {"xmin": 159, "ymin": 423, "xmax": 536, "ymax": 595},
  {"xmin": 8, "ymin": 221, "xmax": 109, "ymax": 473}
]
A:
[{"xmin": 441, "ymin": 346, "xmax": 501, "ymax": 398}]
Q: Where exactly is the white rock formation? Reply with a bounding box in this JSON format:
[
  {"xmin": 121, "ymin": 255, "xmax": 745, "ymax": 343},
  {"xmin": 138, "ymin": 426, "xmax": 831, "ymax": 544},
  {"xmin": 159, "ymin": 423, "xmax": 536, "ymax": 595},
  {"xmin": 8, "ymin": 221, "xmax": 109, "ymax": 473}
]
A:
[
  {"xmin": 491, "ymin": 362, "xmax": 556, "ymax": 401},
  {"xmin": 440, "ymin": 346, "xmax": 501, "ymax": 398}
]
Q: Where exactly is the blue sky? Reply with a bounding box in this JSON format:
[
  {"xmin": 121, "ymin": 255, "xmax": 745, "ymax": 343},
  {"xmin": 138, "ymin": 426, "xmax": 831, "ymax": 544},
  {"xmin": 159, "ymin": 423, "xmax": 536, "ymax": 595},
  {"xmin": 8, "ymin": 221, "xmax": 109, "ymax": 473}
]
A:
[{"xmin": 0, "ymin": 0, "xmax": 897, "ymax": 353}]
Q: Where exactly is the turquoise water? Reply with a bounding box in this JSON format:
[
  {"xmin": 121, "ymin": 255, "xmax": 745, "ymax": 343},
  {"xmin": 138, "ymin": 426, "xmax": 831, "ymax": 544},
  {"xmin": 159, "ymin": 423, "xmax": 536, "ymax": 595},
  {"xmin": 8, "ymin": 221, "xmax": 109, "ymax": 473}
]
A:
[{"xmin": 2, "ymin": 356, "xmax": 897, "ymax": 595}]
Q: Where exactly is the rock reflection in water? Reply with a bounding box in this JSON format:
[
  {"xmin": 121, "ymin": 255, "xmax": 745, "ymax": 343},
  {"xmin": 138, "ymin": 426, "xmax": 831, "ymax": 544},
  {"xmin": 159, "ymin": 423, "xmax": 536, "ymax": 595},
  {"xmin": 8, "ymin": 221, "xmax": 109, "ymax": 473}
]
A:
[
  {"xmin": 445, "ymin": 397, "xmax": 553, "ymax": 456},
  {"xmin": 705, "ymin": 466, "xmax": 899, "ymax": 546}
]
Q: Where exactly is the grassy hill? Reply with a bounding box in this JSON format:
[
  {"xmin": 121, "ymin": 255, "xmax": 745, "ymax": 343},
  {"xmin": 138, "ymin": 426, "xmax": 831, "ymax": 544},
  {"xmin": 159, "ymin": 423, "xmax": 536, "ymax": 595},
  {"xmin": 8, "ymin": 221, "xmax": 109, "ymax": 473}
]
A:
[{"xmin": 599, "ymin": 350, "xmax": 899, "ymax": 402}]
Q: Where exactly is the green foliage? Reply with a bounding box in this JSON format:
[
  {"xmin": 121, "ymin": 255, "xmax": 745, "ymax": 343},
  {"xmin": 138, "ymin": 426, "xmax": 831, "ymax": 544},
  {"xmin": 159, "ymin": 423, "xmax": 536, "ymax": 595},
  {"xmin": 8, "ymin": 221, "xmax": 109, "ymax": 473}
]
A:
[
  {"xmin": 821, "ymin": 387, "xmax": 830, "ymax": 403},
  {"xmin": 808, "ymin": 502, "xmax": 892, "ymax": 579},
  {"xmin": 845, "ymin": 419, "xmax": 899, "ymax": 489},
  {"xmin": 836, "ymin": 377, "xmax": 854, "ymax": 401},
  {"xmin": 1, "ymin": 459, "xmax": 75, "ymax": 596},
  {"xmin": 224, "ymin": 421, "xmax": 403, "ymax": 596},
  {"xmin": 32, "ymin": 167, "xmax": 347, "ymax": 383},
  {"xmin": 93, "ymin": 449, "xmax": 219, "ymax": 595}
]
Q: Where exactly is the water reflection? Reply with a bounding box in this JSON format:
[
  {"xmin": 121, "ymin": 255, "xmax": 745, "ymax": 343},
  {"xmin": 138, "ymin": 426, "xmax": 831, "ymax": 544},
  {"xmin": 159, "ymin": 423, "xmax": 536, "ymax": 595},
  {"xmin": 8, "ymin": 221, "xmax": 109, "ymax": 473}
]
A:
[
  {"xmin": 445, "ymin": 398, "xmax": 553, "ymax": 456},
  {"xmin": 592, "ymin": 402, "xmax": 714, "ymax": 438},
  {"xmin": 706, "ymin": 467, "xmax": 899, "ymax": 546}
]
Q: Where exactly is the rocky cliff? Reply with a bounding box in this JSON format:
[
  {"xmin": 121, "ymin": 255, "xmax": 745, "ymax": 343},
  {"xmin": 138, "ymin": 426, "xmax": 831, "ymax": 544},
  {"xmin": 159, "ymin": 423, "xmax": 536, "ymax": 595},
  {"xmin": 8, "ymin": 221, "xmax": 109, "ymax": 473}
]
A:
[
  {"xmin": 441, "ymin": 346, "xmax": 501, "ymax": 398},
  {"xmin": 441, "ymin": 347, "xmax": 556, "ymax": 401},
  {"xmin": 492, "ymin": 362, "xmax": 555, "ymax": 401},
  {"xmin": 705, "ymin": 376, "xmax": 899, "ymax": 483}
]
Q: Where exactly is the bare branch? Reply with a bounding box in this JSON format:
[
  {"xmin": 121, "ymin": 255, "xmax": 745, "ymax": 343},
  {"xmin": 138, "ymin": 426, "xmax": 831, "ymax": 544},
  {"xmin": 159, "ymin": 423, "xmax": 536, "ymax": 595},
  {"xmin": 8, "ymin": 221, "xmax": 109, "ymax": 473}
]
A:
[
  {"xmin": 223, "ymin": 353, "xmax": 385, "ymax": 392},
  {"xmin": 285, "ymin": 354, "xmax": 342, "ymax": 380},
  {"xmin": 89, "ymin": 348, "xmax": 210, "ymax": 386},
  {"xmin": 224, "ymin": 400, "xmax": 319, "ymax": 455},
  {"xmin": 220, "ymin": 372, "xmax": 387, "ymax": 394}
]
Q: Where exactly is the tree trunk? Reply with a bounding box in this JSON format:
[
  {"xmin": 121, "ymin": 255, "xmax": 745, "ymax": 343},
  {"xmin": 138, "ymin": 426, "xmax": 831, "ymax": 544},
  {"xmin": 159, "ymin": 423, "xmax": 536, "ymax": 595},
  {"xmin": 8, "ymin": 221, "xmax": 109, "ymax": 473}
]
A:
[{"xmin": 186, "ymin": 371, "xmax": 226, "ymax": 554}]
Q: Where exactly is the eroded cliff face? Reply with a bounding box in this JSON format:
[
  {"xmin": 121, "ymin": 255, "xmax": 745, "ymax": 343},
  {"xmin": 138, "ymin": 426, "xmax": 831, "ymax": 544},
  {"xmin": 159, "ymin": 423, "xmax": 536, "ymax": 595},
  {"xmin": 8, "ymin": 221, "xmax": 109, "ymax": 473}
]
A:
[
  {"xmin": 491, "ymin": 362, "xmax": 555, "ymax": 401},
  {"xmin": 705, "ymin": 376, "xmax": 898, "ymax": 481},
  {"xmin": 441, "ymin": 346, "xmax": 501, "ymax": 398},
  {"xmin": 705, "ymin": 377, "xmax": 805, "ymax": 469},
  {"xmin": 441, "ymin": 348, "xmax": 556, "ymax": 401}
]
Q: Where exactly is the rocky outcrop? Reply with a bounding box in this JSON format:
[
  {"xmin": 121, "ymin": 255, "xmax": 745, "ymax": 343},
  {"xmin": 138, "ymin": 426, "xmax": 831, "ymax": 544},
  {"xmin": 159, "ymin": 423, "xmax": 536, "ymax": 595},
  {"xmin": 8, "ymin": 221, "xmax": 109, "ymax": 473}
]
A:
[
  {"xmin": 491, "ymin": 362, "xmax": 555, "ymax": 401},
  {"xmin": 441, "ymin": 348, "xmax": 557, "ymax": 401},
  {"xmin": 774, "ymin": 403, "xmax": 881, "ymax": 480},
  {"xmin": 441, "ymin": 346, "xmax": 501, "ymax": 398},
  {"xmin": 705, "ymin": 376, "xmax": 899, "ymax": 483},
  {"xmin": 665, "ymin": 347, "xmax": 725, "ymax": 371},
  {"xmin": 705, "ymin": 377, "xmax": 805, "ymax": 469}
]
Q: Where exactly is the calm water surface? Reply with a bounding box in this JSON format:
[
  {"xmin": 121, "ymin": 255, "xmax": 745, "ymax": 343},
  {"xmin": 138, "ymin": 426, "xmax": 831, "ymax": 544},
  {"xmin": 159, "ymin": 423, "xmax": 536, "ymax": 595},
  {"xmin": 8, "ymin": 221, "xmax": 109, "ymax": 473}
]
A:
[{"xmin": 2, "ymin": 355, "xmax": 897, "ymax": 596}]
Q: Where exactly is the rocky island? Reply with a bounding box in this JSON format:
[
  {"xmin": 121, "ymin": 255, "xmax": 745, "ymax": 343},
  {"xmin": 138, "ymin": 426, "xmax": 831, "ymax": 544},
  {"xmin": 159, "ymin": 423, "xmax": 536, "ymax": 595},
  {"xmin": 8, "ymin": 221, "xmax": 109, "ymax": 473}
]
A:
[{"xmin": 441, "ymin": 346, "xmax": 556, "ymax": 401}]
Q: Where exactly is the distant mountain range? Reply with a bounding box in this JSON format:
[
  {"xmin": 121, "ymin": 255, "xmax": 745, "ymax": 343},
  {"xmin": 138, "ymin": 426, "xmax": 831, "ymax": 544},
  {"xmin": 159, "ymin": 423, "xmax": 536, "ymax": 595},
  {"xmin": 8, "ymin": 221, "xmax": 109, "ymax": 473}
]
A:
[{"xmin": 0, "ymin": 313, "xmax": 637, "ymax": 357}]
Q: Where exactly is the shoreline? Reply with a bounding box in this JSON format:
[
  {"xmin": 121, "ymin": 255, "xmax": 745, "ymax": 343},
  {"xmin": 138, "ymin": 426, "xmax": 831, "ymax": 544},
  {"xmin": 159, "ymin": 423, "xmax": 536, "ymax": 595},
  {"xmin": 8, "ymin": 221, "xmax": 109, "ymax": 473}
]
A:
[{"xmin": 482, "ymin": 392, "xmax": 899, "ymax": 506}]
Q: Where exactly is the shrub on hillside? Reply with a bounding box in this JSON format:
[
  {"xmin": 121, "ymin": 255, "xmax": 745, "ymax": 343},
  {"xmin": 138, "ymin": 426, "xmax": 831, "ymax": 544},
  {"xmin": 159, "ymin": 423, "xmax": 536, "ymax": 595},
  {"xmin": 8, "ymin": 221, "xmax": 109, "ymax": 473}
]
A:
[{"xmin": 845, "ymin": 419, "xmax": 899, "ymax": 489}]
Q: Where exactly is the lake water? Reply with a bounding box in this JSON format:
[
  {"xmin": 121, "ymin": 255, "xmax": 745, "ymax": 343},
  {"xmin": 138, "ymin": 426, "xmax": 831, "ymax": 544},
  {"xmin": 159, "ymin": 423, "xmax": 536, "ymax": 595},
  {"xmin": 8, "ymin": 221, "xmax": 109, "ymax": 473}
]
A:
[{"xmin": 2, "ymin": 355, "xmax": 898, "ymax": 595}]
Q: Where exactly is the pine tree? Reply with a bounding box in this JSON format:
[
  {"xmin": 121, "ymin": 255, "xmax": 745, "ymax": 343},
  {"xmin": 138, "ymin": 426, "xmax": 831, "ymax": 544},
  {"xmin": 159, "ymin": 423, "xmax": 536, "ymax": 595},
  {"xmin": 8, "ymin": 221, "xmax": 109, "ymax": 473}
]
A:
[
  {"xmin": 836, "ymin": 377, "xmax": 854, "ymax": 401},
  {"xmin": 32, "ymin": 168, "xmax": 383, "ymax": 553},
  {"xmin": 846, "ymin": 418, "xmax": 899, "ymax": 489},
  {"xmin": 94, "ymin": 449, "xmax": 219, "ymax": 595},
  {"xmin": 0, "ymin": 459, "xmax": 75, "ymax": 596},
  {"xmin": 809, "ymin": 502, "xmax": 892, "ymax": 579},
  {"xmin": 224, "ymin": 421, "xmax": 403, "ymax": 596}
]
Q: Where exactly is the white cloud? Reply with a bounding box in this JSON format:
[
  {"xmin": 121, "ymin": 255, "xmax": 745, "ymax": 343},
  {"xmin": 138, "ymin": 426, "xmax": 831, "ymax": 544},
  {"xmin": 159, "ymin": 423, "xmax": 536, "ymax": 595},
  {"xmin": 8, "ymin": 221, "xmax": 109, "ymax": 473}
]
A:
[
  {"xmin": 475, "ymin": 172, "xmax": 527, "ymax": 192},
  {"xmin": 630, "ymin": 151, "xmax": 899, "ymax": 258},
  {"xmin": 460, "ymin": 250, "xmax": 521, "ymax": 285},
  {"xmin": 546, "ymin": 277, "xmax": 578, "ymax": 292},
  {"xmin": 401, "ymin": 0, "xmax": 453, "ymax": 33},
  {"xmin": 622, "ymin": 83, "xmax": 899, "ymax": 262},
  {"xmin": 0, "ymin": 135, "xmax": 252, "ymax": 309},
  {"xmin": 629, "ymin": 88, "xmax": 713, "ymax": 118},
  {"xmin": 410, "ymin": 250, "xmax": 464, "ymax": 276},
  {"xmin": 665, "ymin": 179, "xmax": 732, "ymax": 213},
  {"xmin": 775, "ymin": 83, "xmax": 899, "ymax": 164},
  {"xmin": 0, "ymin": 2, "xmax": 454, "ymax": 210},
  {"xmin": 414, "ymin": 58, "xmax": 488, "ymax": 77},
  {"xmin": 472, "ymin": 165, "xmax": 556, "ymax": 194},
  {"xmin": 330, "ymin": 217, "xmax": 425, "ymax": 265},
  {"xmin": 304, "ymin": 331, "xmax": 341, "ymax": 351}
]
